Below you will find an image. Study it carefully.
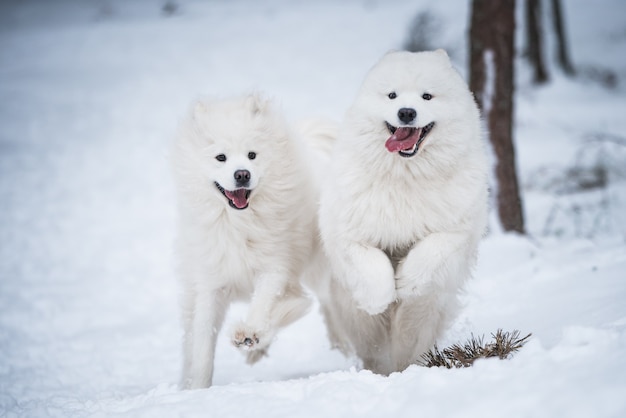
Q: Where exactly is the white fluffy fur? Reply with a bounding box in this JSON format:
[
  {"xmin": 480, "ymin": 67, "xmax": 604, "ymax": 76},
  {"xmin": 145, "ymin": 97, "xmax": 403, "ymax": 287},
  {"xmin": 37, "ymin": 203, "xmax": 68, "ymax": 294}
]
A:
[
  {"xmin": 317, "ymin": 50, "xmax": 489, "ymax": 374},
  {"xmin": 171, "ymin": 94, "xmax": 327, "ymax": 389}
]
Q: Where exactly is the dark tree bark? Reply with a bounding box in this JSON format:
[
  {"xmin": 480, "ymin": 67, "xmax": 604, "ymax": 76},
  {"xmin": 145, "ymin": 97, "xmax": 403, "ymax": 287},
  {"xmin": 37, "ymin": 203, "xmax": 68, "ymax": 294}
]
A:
[
  {"xmin": 525, "ymin": 0, "xmax": 549, "ymax": 84},
  {"xmin": 469, "ymin": 0, "xmax": 525, "ymax": 234},
  {"xmin": 551, "ymin": 0, "xmax": 576, "ymax": 75}
]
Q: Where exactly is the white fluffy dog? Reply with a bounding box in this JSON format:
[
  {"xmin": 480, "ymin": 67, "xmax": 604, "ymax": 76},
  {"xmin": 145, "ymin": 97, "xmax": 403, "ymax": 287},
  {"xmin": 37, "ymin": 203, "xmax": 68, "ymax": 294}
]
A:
[
  {"xmin": 171, "ymin": 94, "xmax": 328, "ymax": 389},
  {"xmin": 317, "ymin": 50, "xmax": 489, "ymax": 374}
]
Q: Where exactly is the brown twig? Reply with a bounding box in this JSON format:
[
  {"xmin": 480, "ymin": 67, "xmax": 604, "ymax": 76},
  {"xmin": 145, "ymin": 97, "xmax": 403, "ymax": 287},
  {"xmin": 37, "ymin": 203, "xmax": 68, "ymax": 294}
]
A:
[{"xmin": 421, "ymin": 330, "xmax": 532, "ymax": 368}]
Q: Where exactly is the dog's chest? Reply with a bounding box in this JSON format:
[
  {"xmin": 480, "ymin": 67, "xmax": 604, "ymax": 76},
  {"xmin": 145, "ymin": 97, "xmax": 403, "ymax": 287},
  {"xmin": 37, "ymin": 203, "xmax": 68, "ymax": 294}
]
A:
[
  {"xmin": 209, "ymin": 211, "xmax": 301, "ymax": 281},
  {"xmin": 345, "ymin": 174, "xmax": 452, "ymax": 248}
]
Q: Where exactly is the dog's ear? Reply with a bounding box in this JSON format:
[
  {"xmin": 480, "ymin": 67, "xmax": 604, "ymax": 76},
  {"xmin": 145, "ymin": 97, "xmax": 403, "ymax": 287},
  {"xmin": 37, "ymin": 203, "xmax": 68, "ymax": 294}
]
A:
[
  {"xmin": 434, "ymin": 48, "xmax": 449, "ymax": 58},
  {"xmin": 246, "ymin": 93, "xmax": 269, "ymax": 115},
  {"xmin": 192, "ymin": 100, "xmax": 209, "ymax": 119},
  {"xmin": 434, "ymin": 49, "xmax": 452, "ymax": 66}
]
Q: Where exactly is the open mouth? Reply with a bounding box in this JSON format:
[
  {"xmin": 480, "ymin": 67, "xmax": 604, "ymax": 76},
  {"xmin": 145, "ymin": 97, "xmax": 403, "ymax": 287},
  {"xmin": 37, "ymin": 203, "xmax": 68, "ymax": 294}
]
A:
[
  {"xmin": 215, "ymin": 182, "xmax": 252, "ymax": 210},
  {"xmin": 384, "ymin": 121, "xmax": 435, "ymax": 157}
]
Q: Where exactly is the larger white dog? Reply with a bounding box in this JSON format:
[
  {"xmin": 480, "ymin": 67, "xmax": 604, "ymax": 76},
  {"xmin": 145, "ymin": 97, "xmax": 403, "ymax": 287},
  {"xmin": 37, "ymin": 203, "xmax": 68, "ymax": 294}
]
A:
[
  {"xmin": 318, "ymin": 50, "xmax": 489, "ymax": 374},
  {"xmin": 171, "ymin": 94, "xmax": 330, "ymax": 389}
]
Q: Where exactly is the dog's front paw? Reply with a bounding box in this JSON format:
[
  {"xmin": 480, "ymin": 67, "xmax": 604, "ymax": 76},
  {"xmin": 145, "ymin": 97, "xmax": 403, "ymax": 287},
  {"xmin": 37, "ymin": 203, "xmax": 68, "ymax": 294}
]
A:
[
  {"xmin": 231, "ymin": 324, "xmax": 270, "ymax": 365},
  {"xmin": 395, "ymin": 259, "xmax": 431, "ymax": 299},
  {"xmin": 351, "ymin": 261, "xmax": 396, "ymax": 315},
  {"xmin": 395, "ymin": 274, "xmax": 428, "ymax": 299},
  {"xmin": 232, "ymin": 330, "xmax": 260, "ymax": 349},
  {"xmin": 231, "ymin": 323, "xmax": 265, "ymax": 350}
]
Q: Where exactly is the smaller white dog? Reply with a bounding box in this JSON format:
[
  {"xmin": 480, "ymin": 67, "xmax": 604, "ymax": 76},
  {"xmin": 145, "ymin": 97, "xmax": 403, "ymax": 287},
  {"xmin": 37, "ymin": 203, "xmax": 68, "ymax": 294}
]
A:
[{"xmin": 171, "ymin": 94, "xmax": 326, "ymax": 389}]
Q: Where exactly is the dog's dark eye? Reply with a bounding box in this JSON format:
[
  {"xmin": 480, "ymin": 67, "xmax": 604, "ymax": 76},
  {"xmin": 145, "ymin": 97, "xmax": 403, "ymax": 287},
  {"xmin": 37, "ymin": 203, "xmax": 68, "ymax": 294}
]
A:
[
  {"xmin": 215, "ymin": 154, "xmax": 227, "ymax": 162},
  {"xmin": 248, "ymin": 151, "xmax": 256, "ymax": 160},
  {"xmin": 388, "ymin": 92, "xmax": 397, "ymax": 100},
  {"xmin": 422, "ymin": 93, "xmax": 433, "ymax": 101}
]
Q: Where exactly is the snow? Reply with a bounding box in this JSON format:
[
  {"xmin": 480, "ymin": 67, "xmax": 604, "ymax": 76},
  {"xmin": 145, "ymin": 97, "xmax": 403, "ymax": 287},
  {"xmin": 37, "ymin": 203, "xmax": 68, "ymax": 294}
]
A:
[{"xmin": 1, "ymin": 0, "xmax": 625, "ymax": 417}]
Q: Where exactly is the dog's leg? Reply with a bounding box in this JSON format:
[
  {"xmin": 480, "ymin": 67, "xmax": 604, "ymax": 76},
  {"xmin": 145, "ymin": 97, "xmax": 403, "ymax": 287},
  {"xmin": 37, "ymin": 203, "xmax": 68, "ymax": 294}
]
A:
[
  {"xmin": 231, "ymin": 273, "xmax": 284, "ymax": 355},
  {"xmin": 231, "ymin": 272, "xmax": 285, "ymax": 354},
  {"xmin": 267, "ymin": 284, "xmax": 311, "ymax": 329},
  {"xmin": 180, "ymin": 289, "xmax": 195, "ymax": 388},
  {"xmin": 390, "ymin": 294, "xmax": 457, "ymax": 371},
  {"xmin": 395, "ymin": 232, "xmax": 476, "ymax": 300},
  {"xmin": 390, "ymin": 232, "xmax": 476, "ymax": 371},
  {"xmin": 182, "ymin": 288, "xmax": 228, "ymax": 389},
  {"xmin": 241, "ymin": 289, "xmax": 311, "ymax": 365},
  {"xmin": 231, "ymin": 272, "xmax": 310, "ymax": 362},
  {"xmin": 329, "ymin": 242, "xmax": 396, "ymax": 315}
]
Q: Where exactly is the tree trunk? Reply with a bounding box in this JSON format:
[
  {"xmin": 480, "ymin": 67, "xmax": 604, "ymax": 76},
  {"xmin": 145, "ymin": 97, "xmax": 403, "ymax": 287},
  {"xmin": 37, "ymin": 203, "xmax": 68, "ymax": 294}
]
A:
[
  {"xmin": 551, "ymin": 0, "xmax": 575, "ymax": 75},
  {"xmin": 525, "ymin": 0, "xmax": 549, "ymax": 84},
  {"xmin": 469, "ymin": 0, "xmax": 525, "ymax": 234}
]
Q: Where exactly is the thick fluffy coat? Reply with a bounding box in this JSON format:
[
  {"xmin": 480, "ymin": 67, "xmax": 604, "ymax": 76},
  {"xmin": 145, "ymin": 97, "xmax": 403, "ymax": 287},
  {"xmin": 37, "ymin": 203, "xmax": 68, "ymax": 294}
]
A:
[
  {"xmin": 171, "ymin": 94, "xmax": 321, "ymax": 389},
  {"xmin": 318, "ymin": 50, "xmax": 489, "ymax": 374}
]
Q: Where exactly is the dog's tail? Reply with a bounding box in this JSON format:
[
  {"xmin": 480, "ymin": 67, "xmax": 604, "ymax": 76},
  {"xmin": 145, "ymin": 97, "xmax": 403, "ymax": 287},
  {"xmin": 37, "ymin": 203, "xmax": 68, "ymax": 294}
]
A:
[
  {"xmin": 295, "ymin": 118, "xmax": 339, "ymax": 192},
  {"xmin": 296, "ymin": 118, "xmax": 338, "ymax": 159}
]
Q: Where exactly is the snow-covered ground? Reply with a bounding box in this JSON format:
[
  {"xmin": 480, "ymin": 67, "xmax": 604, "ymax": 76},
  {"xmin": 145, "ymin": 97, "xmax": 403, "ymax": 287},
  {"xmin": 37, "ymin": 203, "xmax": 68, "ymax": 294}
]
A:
[{"xmin": 1, "ymin": 0, "xmax": 625, "ymax": 417}]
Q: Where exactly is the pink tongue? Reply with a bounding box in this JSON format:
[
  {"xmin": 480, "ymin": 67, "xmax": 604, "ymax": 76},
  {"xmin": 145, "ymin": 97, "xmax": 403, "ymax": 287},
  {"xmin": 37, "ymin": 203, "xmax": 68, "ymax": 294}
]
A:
[
  {"xmin": 385, "ymin": 127, "xmax": 420, "ymax": 152},
  {"xmin": 225, "ymin": 189, "xmax": 249, "ymax": 209}
]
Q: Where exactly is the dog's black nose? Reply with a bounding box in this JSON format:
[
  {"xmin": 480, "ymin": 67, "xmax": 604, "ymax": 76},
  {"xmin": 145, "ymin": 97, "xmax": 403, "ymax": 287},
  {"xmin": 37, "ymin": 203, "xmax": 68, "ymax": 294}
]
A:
[
  {"xmin": 234, "ymin": 169, "xmax": 251, "ymax": 186},
  {"xmin": 398, "ymin": 108, "xmax": 417, "ymax": 124}
]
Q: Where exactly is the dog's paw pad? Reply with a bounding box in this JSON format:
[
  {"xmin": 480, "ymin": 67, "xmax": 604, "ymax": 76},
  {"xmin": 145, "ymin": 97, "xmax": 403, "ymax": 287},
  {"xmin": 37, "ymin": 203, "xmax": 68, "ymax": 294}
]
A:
[
  {"xmin": 238, "ymin": 336, "xmax": 259, "ymax": 347},
  {"xmin": 232, "ymin": 330, "xmax": 261, "ymax": 350}
]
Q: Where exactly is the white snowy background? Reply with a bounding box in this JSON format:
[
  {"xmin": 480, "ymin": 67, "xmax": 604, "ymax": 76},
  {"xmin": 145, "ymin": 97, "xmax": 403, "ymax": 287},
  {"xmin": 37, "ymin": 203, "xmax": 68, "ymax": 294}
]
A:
[{"xmin": 1, "ymin": 0, "xmax": 626, "ymax": 417}]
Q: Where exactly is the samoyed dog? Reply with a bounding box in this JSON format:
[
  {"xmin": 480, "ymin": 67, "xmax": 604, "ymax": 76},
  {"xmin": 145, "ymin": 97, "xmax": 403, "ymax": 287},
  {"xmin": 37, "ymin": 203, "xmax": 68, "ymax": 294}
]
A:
[
  {"xmin": 317, "ymin": 50, "xmax": 489, "ymax": 374},
  {"xmin": 171, "ymin": 93, "xmax": 331, "ymax": 389}
]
